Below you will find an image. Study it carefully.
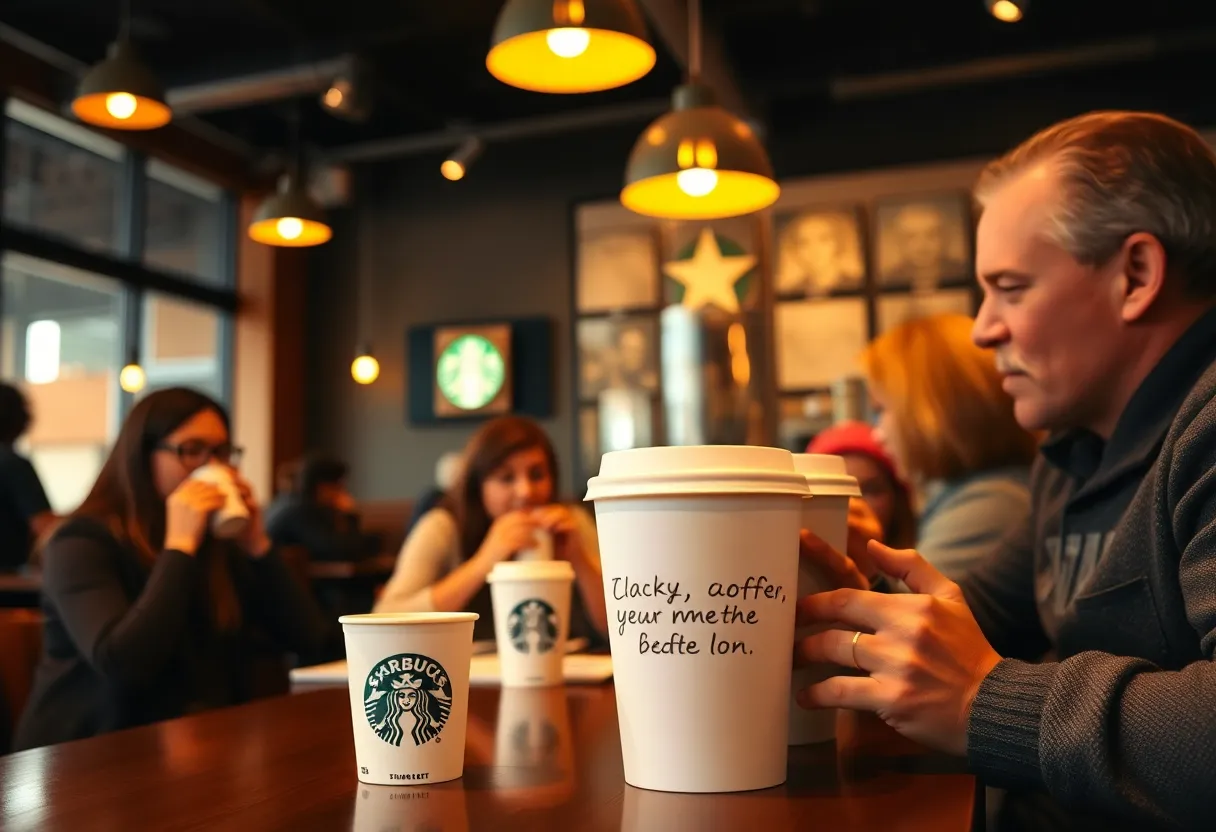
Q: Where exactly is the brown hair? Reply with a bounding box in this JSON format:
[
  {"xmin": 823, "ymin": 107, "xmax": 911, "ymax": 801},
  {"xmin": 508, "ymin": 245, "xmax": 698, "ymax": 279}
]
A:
[
  {"xmin": 451, "ymin": 416, "xmax": 558, "ymax": 558},
  {"xmin": 68, "ymin": 387, "xmax": 241, "ymax": 631},
  {"xmin": 861, "ymin": 314, "xmax": 1038, "ymax": 483},
  {"xmin": 975, "ymin": 111, "xmax": 1216, "ymax": 299}
]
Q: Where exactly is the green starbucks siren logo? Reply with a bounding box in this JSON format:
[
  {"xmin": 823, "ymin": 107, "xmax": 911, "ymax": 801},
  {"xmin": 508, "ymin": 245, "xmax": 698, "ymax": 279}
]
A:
[
  {"xmin": 363, "ymin": 654, "xmax": 452, "ymax": 747},
  {"xmin": 508, "ymin": 598, "xmax": 559, "ymax": 654},
  {"xmin": 436, "ymin": 334, "xmax": 506, "ymax": 410}
]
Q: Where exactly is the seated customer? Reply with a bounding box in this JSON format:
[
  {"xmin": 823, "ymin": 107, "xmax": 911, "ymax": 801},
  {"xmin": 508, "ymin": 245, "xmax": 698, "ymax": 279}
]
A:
[
  {"xmin": 0, "ymin": 382, "xmax": 58, "ymax": 571},
  {"xmin": 860, "ymin": 313, "xmax": 1038, "ymax": 580},
  {"xmin": 807, "ymin": 420, "xmax": 917, "ymax": 551},
  {"xmin": 265, "ymin": 453, "xmax": 375, "ymax": 563},
  {"xmin": 15, "ymin": 387, "xmax": 332, "ymax": 750},
  {"xmin": 375, "ymin": 416, "xmax": 608, "ymax": 643}
]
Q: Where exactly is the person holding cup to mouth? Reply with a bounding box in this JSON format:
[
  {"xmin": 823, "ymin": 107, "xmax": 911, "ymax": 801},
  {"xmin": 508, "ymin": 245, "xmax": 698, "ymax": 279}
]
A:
[
  {"xmin": 376, "ymin": 416, "xmax": 608, "ymax": 645},
  {"xmin": 15, "ymin": 387, "xmax": 333, "ymax": 751}
]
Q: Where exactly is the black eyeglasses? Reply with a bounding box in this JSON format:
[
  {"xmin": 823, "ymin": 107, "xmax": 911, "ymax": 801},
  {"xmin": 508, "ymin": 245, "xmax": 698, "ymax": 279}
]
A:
[{"xmin": 157, "ymin": 441, "xmax": 243, "ymax": 467}]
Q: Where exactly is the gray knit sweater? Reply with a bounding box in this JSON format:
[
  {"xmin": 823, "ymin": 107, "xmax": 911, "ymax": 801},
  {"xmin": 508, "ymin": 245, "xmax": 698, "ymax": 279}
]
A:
[{"xmin": 962, "ymin": 308, "xmax": 1216, "ymax": 829}]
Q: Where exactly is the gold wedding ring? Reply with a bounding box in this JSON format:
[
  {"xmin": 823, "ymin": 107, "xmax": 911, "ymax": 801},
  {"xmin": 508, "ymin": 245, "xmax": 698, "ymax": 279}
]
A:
[{"xmin": 851, "ymin": 630, "xmax": 863, "ymax": 670}]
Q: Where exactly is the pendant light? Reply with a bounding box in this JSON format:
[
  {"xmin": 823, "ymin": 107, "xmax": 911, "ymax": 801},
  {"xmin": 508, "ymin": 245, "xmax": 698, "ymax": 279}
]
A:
[
  {"xmin": 119, "ymin": 348, "xmax": 146, "ymax": 394},
  {"xmin": 248, "ymin": 110, "xmax": 332, "ymax": 247},
  {"xmin": 351, "ymin": 345, "xmax": 380, "ymax": 385},
  {"xmin": 620, "ymin": 0, "xmax": 778, "ymax": 220},
  {"xmin": 985, "ymin": 0, "xmax": 1027, "ymax": 22},
  {"xmin": 72, "ymin": 0, "xmax": 171, "ymax": 131},
  {"xmin": 487, "ymin": 0, "xmax": 656, "ymax": 93}
]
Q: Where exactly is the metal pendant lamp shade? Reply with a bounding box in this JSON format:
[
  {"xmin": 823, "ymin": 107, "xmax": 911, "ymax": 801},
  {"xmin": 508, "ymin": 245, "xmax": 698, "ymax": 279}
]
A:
[
  {"xmin": 621, "ymin": 83, "xmax": 779, "ymax": 220},
  {"xmin": 247, "ymin": 174, "xmax": 332, "ymax": 247},
  {"xmin": 72, "ymin": 40, "xmax": 172, "ymax": 131},
  {"xmin": 487, "ymin": 0, "xmax": 656, "ymax": 93}
]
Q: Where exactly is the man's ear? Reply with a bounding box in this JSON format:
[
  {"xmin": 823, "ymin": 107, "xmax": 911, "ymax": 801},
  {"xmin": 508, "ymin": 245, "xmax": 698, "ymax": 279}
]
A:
[{"xmin": 1118, "ymin": 232, "xmax": 1168, "ymax": 323}]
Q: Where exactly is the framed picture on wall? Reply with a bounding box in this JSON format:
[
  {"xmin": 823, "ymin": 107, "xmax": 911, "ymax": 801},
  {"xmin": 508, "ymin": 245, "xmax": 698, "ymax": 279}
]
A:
[
  {"xmin": 577, "ymin": 227, "xmax": 661, "ymax": 313},
  {"xmin": 773, "ymin": 205, "xmax": 866, "ymax": 298},
  {"xmin": 774, "ymin": 298, "xmax": 868, "ymax": 391},
  {"xmin": 431, "ymin": 323, "xmax": 513, "ymax": 418},
  {"xmin": 873, "ymin": 192, "xmax": 972, "ymax": 291},
  {"xmin": 577, "ymin": 315, "xmax": 659, "ymax": 401},
  {"xmin": 876, "ymin": 287, "xmax": 976, "ymax": 333}
]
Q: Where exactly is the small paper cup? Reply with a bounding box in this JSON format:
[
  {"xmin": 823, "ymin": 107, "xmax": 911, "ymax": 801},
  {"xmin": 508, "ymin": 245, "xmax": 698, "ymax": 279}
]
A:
[{"xmin": 339, "ymin": 613, "xmax": 478, "ymax": 786}]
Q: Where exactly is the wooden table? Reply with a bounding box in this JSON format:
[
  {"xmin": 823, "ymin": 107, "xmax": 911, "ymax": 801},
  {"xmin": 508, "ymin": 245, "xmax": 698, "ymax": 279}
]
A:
[{"xmin": 0, "ymin": 685, "xmax": 976, "ymax": 831}]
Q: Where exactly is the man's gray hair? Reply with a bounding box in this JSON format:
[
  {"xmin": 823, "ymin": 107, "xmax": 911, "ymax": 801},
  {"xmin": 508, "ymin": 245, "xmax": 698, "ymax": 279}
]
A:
[{"xmin": 974, "ymin": 111, "xmax": 1216, "ymax": 298}]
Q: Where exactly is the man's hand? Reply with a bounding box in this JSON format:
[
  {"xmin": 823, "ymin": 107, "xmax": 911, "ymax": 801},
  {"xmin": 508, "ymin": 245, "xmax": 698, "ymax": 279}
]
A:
[
  {"xmin": 798, "ymin": 497, "xmax": 885, "ymax": 590},
  {"xmin": 794, "ymin": 540, "xmax": 1002, "ymax": 757}
]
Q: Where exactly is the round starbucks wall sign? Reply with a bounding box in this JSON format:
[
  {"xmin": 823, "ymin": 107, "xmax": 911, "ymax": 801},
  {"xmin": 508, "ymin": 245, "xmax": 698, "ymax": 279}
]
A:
[
  {"xmin": 363, "ymin": 653, "xmax": 453, "ymax": 747},
  {"xmin": 435, "ymin": 334, "xmax": 506, "ymax": 410}
]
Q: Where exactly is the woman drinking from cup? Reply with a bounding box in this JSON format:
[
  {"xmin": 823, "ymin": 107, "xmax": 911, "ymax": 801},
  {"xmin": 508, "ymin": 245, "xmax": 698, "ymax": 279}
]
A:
[
  {"xmin": 375, "ymin": 416, "xmax": 608, "ymax": 642},
  {"xmin": 15, "ymin": 387, "xmax": 333, "ymax": 750}
]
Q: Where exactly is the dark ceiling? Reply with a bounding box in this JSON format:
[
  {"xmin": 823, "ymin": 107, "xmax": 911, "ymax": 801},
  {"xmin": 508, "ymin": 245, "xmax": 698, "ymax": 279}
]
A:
[{"xmin": 3, "ymin": 0, "xmax": 1216, "ymax": 165}]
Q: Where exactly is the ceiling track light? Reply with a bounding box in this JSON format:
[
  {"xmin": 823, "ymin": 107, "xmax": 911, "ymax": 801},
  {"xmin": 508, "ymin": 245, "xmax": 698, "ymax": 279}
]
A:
[
  {"xmin": 487, "ymin": 0, "xmax": 656, "ymax": 93},
  {"xmin": 441, "ymin": 138, "xmax": 485, "ymax": 181},
  {"xmin": 321, "ymin": 56, "xmax": 375, "ymax": 122}
]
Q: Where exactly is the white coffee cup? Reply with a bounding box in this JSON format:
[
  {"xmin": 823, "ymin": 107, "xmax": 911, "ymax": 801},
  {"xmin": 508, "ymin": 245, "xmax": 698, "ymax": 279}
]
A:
[
  {"xmin": 584, "ymin": 445, "xmax": 809, "ymax": 793},
  {"xmin": 189, "ymin": 463, "xmax": 250, "ymax": 540},
  {"xmin": 339, "ymin": 613, "xmax": 478, "ymax": 786},
  {"xmin": 515, "ymin": 527, "xmax": 554, "ymax": 562},
  {"xmin": 487, "ymin": 560, "xmax": 574, "ymax": 687},
  {"xmin": 788, "ymin": 453, "xmax": 861, "ymax": 746}
]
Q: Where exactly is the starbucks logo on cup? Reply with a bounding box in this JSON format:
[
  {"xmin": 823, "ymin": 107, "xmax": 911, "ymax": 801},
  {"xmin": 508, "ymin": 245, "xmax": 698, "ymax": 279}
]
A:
[
  {"xmin": 508, "ymin": 598, "xmax": 559, "ymax": 654},
  {"xmin": 363, "ymin": 653, "xmax": 452, "ymax": 747}
]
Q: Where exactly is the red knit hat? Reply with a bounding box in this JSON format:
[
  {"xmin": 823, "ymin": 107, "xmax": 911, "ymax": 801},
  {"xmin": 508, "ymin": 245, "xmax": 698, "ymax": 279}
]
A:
[{"xmin": 806, "ymin": 421, "xmax": 908, "ymax": 495}]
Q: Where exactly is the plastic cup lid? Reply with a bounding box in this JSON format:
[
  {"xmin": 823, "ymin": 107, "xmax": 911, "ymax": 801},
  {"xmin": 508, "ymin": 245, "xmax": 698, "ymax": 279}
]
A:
[
  {"xmin": 584, "ymin": 445, "xmax": 810, "ymax": 501},
  {"xmin": 792, "ymin": 453, "xmax": 862, "ymax": 497},
  {"xmin": 488, "ymin": 560, "xmax": 575, "ymax": 582}
]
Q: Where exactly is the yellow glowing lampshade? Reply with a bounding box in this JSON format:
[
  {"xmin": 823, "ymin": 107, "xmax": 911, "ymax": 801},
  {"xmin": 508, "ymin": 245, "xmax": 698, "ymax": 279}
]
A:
[
  {"xmin": 247, "ymin": 175, "xmax": 332, "ymax": 247},
  {"xmin": 986, "ymin": 0, "xmax": 1026, "ymax": 22},
  {"xmin": 621, "ymin": 84, "xmax": 779, "ymax": 220},
  {"xmin": 72, "ymin": 41, "xmax": 172, "ymax": 131},
  {"xmin": 441, "ymin": 160, "xmax": 466, "ymax": 181},
  {"xmin": 119, "ymin": 362, "xmax": 146, "ymax": 394},
  {"xmin": 351, "ymin": 353, "xmax": 380, "ymax": 385},
  {"xmin": 487, "ymin": 0, "xmax": 655, "ymax": 93}
]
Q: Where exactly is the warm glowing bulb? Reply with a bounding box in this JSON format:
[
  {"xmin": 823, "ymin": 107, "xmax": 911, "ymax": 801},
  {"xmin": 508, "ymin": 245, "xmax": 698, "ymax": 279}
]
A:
[
  {"xmin": 105, "ymin": 92, "xmax": 138, "ymax": 120},
  {"xmin": 990, "ymin": 0, "xmax": 1023, "ymax": 21},
  {"xmin": 276, "ymin": 217, "xmax": 304, "ymax": 240},
  {"xmin": 441, "ymin": 160, "xmax": 465, "ymax": 181},
  {"xmin": 677, "ymin": 168, "xmax": 719, "ymax": 197},
  {"xmin": 351, "ymin": 355, "xmax": 380, "ymax": 384},
  {"xmin": 119, "ymin": 363, "xmax": 146, "ymax": 393},
  {"xmin": 546, "ymin": 28, "xmax": 590, "ymax": 58},
  {"xmin": 323, "ymin": 87, "xmax": 344, "ymax": 108}
]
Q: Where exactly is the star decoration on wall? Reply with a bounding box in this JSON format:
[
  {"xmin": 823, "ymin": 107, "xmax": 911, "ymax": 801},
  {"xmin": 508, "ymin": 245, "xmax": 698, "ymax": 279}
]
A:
[{"xmin": 663, "ymin": 227, "xmax": 756, "ymax": 314}]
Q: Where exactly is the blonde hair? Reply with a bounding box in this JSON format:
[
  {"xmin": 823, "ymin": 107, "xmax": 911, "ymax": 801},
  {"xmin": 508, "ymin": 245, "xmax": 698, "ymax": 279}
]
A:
[
  {"xmin": 861, "ymin": 314, "xmax": 1037, "ymax": 483},
  {"xmin": 975, "ymin": 111, "xmax": 1216, "ymax": 298}
]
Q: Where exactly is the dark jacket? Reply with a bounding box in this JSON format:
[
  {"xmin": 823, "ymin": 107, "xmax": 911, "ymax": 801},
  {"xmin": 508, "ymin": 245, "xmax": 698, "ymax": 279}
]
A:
[
  {"xmin": 15, "ymin": 517, "xmax": 335, "ymax": 750},
  {"xmin": 264, "ymin": 493, "xmax": 375, "ymax": 562},
  {"xmin": 963, "ymin": 307, "xmax": 1216, "ymax": 828}
]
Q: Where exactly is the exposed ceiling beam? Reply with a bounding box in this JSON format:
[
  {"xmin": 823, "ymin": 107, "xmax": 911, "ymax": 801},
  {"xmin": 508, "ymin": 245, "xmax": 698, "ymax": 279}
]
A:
[
  {"xmin": 166, "ymin": 55, "xmax": 353, "ymax": 115},
  {"xmin": 635, "ymin": 0, "xmax": 753, "ymax": 120},
  {"xmin": 324, "ymin": 98, "xmax": 669, "ymax": 164}
]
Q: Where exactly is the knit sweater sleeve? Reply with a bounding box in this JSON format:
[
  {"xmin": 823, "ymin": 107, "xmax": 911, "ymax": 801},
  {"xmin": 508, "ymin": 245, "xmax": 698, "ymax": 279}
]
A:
[{"xmin": 966, "ymin": 389, "xmax": 1216, "ymax": 827}]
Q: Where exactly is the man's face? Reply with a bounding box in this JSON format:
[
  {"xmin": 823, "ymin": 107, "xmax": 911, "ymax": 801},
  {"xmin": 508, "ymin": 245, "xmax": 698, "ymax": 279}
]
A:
[
  {"xmin": 972, "ymin": 165, "xmax": 1128, "ymax": 433},
  {"xmin": 894, "ymin": 206, "xmax": 945, "ymax": 269}
]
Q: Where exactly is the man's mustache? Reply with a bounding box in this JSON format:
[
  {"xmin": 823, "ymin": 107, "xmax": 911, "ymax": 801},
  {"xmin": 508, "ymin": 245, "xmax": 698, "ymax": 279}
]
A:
[{"xmin": 994, "ymin": 353, "xmax": 1027, "ymax": 375}]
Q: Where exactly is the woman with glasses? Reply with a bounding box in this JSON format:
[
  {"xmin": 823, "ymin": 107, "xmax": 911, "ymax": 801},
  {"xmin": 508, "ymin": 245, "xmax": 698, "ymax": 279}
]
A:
[{"xmin": 14, "ymin": 387, "xmax": 333, "ymax": 750}]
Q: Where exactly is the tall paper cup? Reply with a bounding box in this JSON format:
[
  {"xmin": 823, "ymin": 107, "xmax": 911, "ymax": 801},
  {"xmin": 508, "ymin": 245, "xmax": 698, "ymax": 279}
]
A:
[
  {"xmin": 516, "ymin": 527, "xmax": 554, "ymax": 562},
  {"xmin": 487, "ymin": 560, "xmax": 574, "ymax": 687},
  {"xmin": 584, "ymin": 445, "xmax": 809, "ymax": 793},
  {"xmin": 339, "ymin": 613, "xmax": 478, "ymax": 786},
  {"xmin": 788, "ymin": 454, "xmax": 861, "ymax": 746},
  {"xmin": 189, "ymin": 463, "xmax": 250, "ymax": 539}
]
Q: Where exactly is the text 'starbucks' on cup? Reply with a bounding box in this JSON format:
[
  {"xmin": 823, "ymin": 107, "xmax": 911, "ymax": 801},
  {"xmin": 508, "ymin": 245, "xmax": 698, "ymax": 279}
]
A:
[{"xmin": 584, "ymin": 446, "xmax": 810, "ymax": 793}]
